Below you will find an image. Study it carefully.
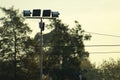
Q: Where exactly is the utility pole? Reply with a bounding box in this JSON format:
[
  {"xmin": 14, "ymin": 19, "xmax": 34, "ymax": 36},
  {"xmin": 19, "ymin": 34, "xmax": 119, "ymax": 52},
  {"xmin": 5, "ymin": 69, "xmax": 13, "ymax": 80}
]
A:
[
  {"xmin": 13, "ymin": 28, "xmax": 17, "ymax": 80},
  {"xmin": 40, "ymin": 18, "xmax": 43, "ymax": 80},
  {"xmin": 23, "ymin": 9, "xmax": 59, "ymax": 80}
]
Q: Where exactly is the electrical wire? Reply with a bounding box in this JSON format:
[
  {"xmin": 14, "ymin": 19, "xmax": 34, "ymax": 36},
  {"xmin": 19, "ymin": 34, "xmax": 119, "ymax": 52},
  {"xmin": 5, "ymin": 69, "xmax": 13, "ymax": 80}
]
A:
[
  {"xmin": 89, "ymin": 52, "xmax": 120, "ymax": 54},
  {"xmin": 85, "ymin": 45, "xmax": 120, "ymax": 47},
  {"xmin": 85, "ymin": 31, "xmax": 120, "ymax": 38}
]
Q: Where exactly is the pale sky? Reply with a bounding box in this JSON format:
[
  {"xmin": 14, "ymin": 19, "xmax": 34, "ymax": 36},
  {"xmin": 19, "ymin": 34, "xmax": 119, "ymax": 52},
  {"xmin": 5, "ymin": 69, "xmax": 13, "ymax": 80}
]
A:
[{"xmin": 0, "ymin": 0, "xmax": 120, "ymax": 66}]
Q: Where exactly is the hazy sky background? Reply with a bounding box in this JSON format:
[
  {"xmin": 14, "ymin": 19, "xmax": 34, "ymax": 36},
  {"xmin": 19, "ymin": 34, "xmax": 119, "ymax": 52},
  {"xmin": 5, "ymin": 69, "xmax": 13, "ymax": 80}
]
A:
[{"xmin": 0, "ymin": 0, "xmax": 120, "ymax": 66}]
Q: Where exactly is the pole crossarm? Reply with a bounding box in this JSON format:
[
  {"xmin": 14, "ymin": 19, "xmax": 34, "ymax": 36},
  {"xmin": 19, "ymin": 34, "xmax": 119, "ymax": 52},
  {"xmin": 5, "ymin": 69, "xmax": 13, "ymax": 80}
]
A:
[{"xmin": 25, "ymin": 16, "xmax": 56, "ymax": 19}]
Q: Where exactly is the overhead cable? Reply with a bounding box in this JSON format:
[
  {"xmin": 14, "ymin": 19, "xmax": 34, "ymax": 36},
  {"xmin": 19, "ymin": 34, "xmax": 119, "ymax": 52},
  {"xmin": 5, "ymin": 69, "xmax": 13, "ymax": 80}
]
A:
[{"xmin": 85, "ymin": 31, "xmax": 120, "ymax": 38}]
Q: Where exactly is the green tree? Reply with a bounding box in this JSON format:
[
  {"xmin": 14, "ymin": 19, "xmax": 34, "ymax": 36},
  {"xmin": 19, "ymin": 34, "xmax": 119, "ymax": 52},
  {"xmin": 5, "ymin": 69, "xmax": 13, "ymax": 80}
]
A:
[
  {"xmin": 0, "ymin": 6, "xmax": 32, "ymax": 80},
  {"xmin": 98, "ymin": 59, "xmax": 120, "ymax": 80},
  {"xmin": 34, "ymin": 19, "xmax": 91, "ymax": 80},
  {"xmin": 83, "ymin": 62, "xmax": 100, "ymax": 80}
]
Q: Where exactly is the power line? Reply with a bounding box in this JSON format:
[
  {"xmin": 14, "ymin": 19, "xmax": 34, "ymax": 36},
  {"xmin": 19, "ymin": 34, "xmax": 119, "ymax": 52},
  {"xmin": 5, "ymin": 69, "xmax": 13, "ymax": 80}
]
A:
[
  {"xmin": 30, "ymin": 44, "xmax": 120, "ymax": 47},
  {"xmin": 85, "ymin": 31, "xmax": 120, "ymax": 38},
  {"xmin": 89, "ymin": 51, "xmax": 120, "ymax": 54},
  {"xmin": 85, "ymin": 44, "xmax": 120, "ymax": 47}
]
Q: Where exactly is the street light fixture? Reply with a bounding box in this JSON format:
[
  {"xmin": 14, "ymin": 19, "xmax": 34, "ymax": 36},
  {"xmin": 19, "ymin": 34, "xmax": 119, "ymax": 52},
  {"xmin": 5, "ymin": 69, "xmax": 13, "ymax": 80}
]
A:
[
  {"xmin": 23, "ymin": 10, "xmax": 31, "ymax": 16},
  {"xmin": 42, "ymin": 9, "xmax": 51, "ymax": 17},
  {"xmin": 32, "ymin": 9, "xmax": 41, "ymax": 16},
  {"xmin": 23, "ymin": 9, "xmax": 59, "ymax": 80},
  {"xmin": 52, "ymin": 11, "xmax": 60, "ymax": 18}
]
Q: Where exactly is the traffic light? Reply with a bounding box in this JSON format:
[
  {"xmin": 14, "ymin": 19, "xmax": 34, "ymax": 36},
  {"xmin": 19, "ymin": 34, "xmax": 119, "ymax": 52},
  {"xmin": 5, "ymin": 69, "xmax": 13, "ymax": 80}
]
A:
[
  {"xmin": 52, "ymin": 11, "xmax": 60, "ymax": 18},
  {"xmin": 23, "ymin": 10, "xmax": 31, "ymax": 16},
  {"xmin": 42, "ymin": 10, "xmax": 51, "ymax": 17},
  {"xmin": 32, "ymin": 9, "xmax": 41, "ymax": 16}
]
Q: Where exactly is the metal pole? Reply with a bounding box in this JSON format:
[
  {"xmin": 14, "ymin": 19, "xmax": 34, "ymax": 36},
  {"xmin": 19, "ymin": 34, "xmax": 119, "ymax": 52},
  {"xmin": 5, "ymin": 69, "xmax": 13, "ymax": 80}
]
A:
[
  {"xmin": 13, "ymin": 28, "xmax": 17, "ymax": 80},
  {"xmin": 40, "ymin": 18, "xmax": 43, "ymax": 80},
  {"xmin": 79, "ymin": 75, "xmax": 82, "ymax": 80}
]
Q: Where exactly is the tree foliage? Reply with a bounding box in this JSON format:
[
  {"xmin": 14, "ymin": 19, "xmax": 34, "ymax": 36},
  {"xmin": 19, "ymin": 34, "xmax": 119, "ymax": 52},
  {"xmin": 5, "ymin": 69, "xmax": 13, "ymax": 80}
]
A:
[
  {"xmin": 84, "ymin": 59, "xmax": 120, "ymax": 80},
  {"xmin": 34, "ymin": 19, "xmax": 91, "ymax": 80},
  {"xmin": 0, "ymin": 6, "xmax": 32, "ymax": 60},
  {"xmin": 98, "ymin": 59, "xmax": 120, "ymax": 80},
  {"xmin": 0, "ymin": 6, "xmax": 34, "ymax": 80}
]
